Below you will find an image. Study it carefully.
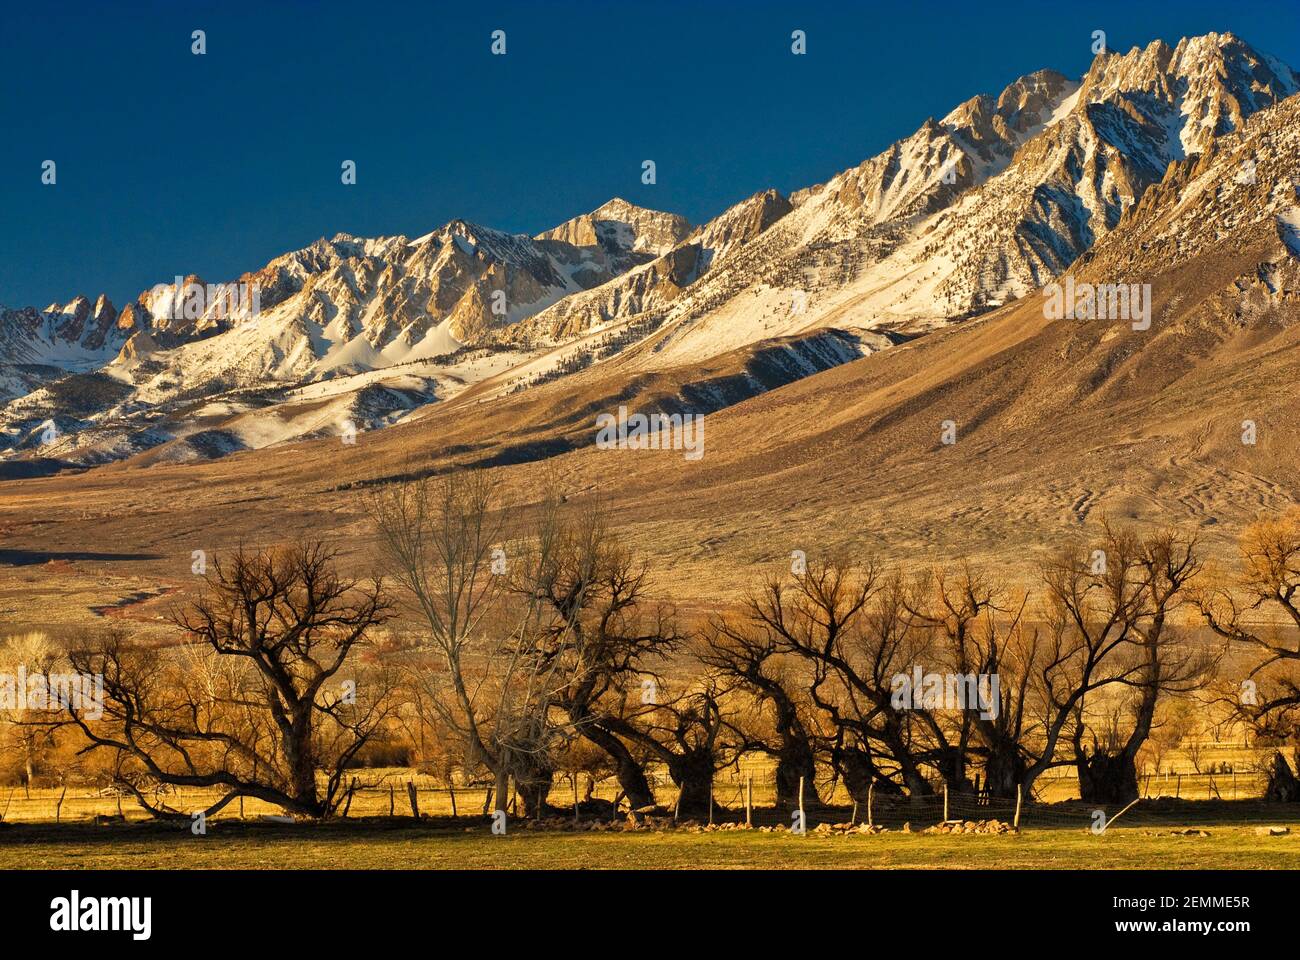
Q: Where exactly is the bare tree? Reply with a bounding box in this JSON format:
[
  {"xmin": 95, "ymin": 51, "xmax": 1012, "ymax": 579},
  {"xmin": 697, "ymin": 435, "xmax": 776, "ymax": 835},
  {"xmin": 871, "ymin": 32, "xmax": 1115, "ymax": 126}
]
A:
[
  {"xmin": 593, "ymin": 674, "xmax": 743, "ymax": 816},
  {"xmin": 369, "ymin": 470, "xmax": 586, "ymax": 818},
  {"xmin": 904, "ymin": 566, "xmax": 1040, "ymax": 798},
  {"xmin": 0, "ymin": 631, "xmax": 60, "ymax": 793},
  {"xmin": 746, "ymin": 560, "xmax": 939, "ymax": 800},
  {"xmin": 513, "ymin": 502, "xmax": 679, "ymax": 812},
  {"xmin": 64, "ymin": 542, "xmax": 394, "ymax": 818},
  {"xmin": 1029, "ymin": 524, "xmax": 1207, "ymax": 803},
  {"xmin": 699, "ymin": 608, "xmax": 821, "ymax": 809},
  {"xmin": 1196, "ymin": 509, "xmax": 1300, "ymax": 798}
]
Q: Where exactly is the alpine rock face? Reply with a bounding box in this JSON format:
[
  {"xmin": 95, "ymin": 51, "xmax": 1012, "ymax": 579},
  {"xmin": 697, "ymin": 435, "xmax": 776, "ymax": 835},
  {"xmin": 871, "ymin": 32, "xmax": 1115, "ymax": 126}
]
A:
[
  {"xmin": 0, "ymin": 202, "xmax": 690, "ymax": 462},
  {"xmin": 3, "ymin": 31, "xmax": 1296, "ymax": 469},
  {"xmin": 0, "ymin": 296, "xmax": 125, "ymax": 399},
  {"xmin": 491, "ymin": 33, "xmax": 1297, "ymax": 374}
]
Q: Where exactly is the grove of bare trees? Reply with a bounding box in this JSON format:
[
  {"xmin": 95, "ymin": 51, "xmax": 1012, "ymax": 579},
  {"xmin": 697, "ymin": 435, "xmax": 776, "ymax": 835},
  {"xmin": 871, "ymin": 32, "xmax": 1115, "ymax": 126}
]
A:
[{"xmin": 19, "ymin": 474, "xmax": 1300, "ymax": 819}]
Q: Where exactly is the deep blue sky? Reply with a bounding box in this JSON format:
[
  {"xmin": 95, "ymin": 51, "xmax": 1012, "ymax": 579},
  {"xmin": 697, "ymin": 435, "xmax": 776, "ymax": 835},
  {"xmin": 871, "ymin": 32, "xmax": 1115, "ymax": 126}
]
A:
[{"xmin": 3, "ymin": 0, "xmax": 1298, "ymax": 309}]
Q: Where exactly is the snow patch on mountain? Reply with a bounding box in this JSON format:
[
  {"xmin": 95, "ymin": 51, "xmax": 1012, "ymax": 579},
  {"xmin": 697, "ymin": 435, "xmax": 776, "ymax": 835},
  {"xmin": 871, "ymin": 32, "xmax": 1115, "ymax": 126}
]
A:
[{"xmin": 1278, "ymin": 209, "xmax": 1300, "ymax": 256}]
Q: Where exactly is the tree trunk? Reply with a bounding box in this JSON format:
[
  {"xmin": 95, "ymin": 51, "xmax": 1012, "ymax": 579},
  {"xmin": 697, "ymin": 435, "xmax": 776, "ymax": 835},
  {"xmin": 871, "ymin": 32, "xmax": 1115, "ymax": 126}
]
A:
[
  {"xmin": 286, "ymin": 709, "xmax": 324, "ymax": 816},
  {"xmin": 513, "ymin": 754, "xmax": 555, "ymax": 818},
  {"xmin": 1077, "ymin": 750, "xmax": 1139, "ymax": 804},
  {"xmin": 934, "ymin": 748, "xmax": 976, "ymax": 795},
  {"xmin": 764, "ymin": 682, "xmax": 817, "ymax": 809},
  {"xmin": 983, "ymin": 743, "xmax": 1027, "ymax": 799},
  {"xmin": 1264, "ymin": 750, "xmax": 1300, "ymax": 802},
  {"xmin": 579, "ymin": 722, "xmax": 655, "ymax": 809},
  {"xmin": 667, "ymin": 751, "xmax": 715, "ymax": 817},
  {"xmin": 493, "ymin": 766, "xmax": 510, "ymax": 815},
  {"xmin": 881, "ymin": 716, "xmax": 933, "ymax": 798},
  {"xmin": 774, "ymin": 741, "xmax": 817, "ymax": 809},
  {"xmin": 835, "ymin": 745, "xmax": 903, "ymax": 801}
]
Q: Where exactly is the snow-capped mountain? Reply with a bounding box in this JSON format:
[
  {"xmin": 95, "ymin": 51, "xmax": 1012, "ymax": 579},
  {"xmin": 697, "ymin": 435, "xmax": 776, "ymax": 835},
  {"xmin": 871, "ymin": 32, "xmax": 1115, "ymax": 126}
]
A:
[
  {"xmin": 506, "ymin": 188, "xmax": 795, "ymax": 347},
  {"xmin": 506, "ymin": 32, "xmax": 1297, "ymax": 375},
  {"xmin": 0, "ymin": 296, "xmax": 127, "ymax": 399},
  {"xmin": 896, "ymin": 32, "xmax": 1300, "ymax": 317},
  {"xmin": 1073, "ymin": 85, "xmax": 1300, "ymax": 326},
  {"xmin": 0, "ymin": 200, "xmax": 690, "ymax": 462},
  {"xmin": 535, "ymin": 197, "xmax": 691, "ymax": 256},
  {"xmin": 3, "ymin": 31, "xmax": 1295, "ymax": 470},
  {"xmin": 117, "ymin": 200, "xmax": 691, "ymax": 381}
]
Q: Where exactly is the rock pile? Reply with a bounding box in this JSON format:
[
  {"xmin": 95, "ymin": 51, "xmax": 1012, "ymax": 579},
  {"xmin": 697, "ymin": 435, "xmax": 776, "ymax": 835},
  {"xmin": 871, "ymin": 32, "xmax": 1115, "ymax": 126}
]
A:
[
  {"xmin": 922, "ymin": 819, "xmax": 1018, "ymax": 835},
  {"xmin": 473, "ymin": 815, "xmax": 1026, "ymax": 835}
]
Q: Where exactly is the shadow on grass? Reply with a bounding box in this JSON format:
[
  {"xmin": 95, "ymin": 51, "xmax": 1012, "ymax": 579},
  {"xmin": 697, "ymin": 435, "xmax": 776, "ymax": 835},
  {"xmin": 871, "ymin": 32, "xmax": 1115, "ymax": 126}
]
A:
[
  {"xmin": 0, "ymin": 549, "xmax": 164, "ymax": 566},
  {"xmin": 0, "ymin": 799, "xmax": 1294, "ymax": 848}
]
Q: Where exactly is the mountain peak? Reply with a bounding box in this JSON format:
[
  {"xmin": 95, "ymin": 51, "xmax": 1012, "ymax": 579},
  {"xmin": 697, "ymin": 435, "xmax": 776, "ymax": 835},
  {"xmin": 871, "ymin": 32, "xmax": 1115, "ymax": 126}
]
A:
[
  {"xmin": 535, "ymin": 198, "xmax": 691, "ymax": 257},
  {"xmin": 592, "ymin": 196, "xmax": 643, "ymax": 214},
  {"xmin": 1081, "ymin": 31, "xmax": 1298, "ymax": 131}
]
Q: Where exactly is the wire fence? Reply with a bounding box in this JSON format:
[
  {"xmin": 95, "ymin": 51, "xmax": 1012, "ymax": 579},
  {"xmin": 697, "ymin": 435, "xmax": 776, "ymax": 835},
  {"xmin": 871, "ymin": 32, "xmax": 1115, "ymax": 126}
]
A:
[{"xmin": 0, "ymin": 761, "xmax": 1277, "ymax": 827}]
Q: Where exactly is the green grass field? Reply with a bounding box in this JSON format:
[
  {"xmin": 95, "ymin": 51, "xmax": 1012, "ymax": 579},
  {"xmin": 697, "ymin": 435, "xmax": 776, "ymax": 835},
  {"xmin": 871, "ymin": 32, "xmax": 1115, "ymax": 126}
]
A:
[
  {"xmin": 0, "ymin": 756, "xmax": 1283, "ymax": 870},
  {"xmin": 1, "ymin": 817, "xmax": 1296, "ymax": 870}
]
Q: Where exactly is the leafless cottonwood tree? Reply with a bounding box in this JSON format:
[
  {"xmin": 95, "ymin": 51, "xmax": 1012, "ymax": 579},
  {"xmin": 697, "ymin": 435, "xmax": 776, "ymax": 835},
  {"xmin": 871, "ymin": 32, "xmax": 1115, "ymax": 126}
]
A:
[
  {"xmin": 589, "ymin": 674, "xmax": 743, "ymax": 815},
  {"xmin": 743, "ymin": 560, "xmax": 939, "ymax": 800},
  {"xmin": 699, "ymin": 609, "xmax": 821, "ymax": 809},
  {"xmin": 902, "ymin": 566, "xmax": 1040, "ymax": 799},
  {"xmin": 512, "ymin": 502, "xmax": 680, "ymax": 812},
  {"xmin": 1074, "ymin": 528, "xmax": 1206, "ymax": 802},
  {"xmin": 1030, "ymin": 524, "xmax": 1206, "ymax": 804},
  {"xmin": 740, "ymin": 562, "xmax": 1038, "ymax": 803},
  {"xmin": 1196, "ymin": 509, "xmax": 1300, "ymax": 799},
  {"xmin": 369, "ymin": 470, "xmax": 586, "ymax": 817},
  {"xmin": 516, "ymin": 503, "xmax": 777, "ymax": 817},
  {"xmin": 64, "ymin": 542, "xmax": 394, "ymax": 818},
  {"xmin": 0, "ymin": 631, "xmax": 61, "ymax": 793}
]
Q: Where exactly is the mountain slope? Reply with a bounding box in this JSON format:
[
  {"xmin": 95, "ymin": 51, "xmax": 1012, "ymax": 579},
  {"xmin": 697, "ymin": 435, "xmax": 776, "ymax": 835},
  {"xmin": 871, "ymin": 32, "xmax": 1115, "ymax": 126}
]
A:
[
  {"xmin": 479, "ymin": 32, "xmax": 1295, "ymax": 384},
  {"xmin": 2, "ymin": 31, "xmax": 1294, "ymax": 474},
  {"xmin": 2, "ymin": 90, "xmax": 1298, "ymax": 626}
]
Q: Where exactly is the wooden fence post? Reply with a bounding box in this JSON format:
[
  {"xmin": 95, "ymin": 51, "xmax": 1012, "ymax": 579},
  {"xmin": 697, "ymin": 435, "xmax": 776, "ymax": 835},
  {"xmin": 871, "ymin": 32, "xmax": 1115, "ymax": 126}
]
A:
[
  {"xmin": 1013, "ymin": 784, "xmax": 1023, "ymax": 830},
  {"xmin": 573, "ymin": 775, "xmax": 580, "ymax": 825},
  {"xmin": 943, "ymin": 783, "xmax": 950, "ymax": 822},
  {"xmin": 798, "ymin": 776, "xmax": 806, "ymax": 832},
  {"xmin": 746, "ymin": 776, "xmax": 753, "ymax": 827},
  {"xmin": 406, "ymin": 781, "xmax": 420, "ymax": 819},
  {"xmin": 708, "ymin": 778, "xmax": 714, "ymax": 827},
  {"xmin": 449, "ymin": 783, "xmax": 458, "ymax": 818},
  {"xmin": 55, "ymin": 786, "xmax": 67, "ymax": 823},
  {"xmin": 389, "ymin": 783, "xmax": 394, "ymax": 816},
  {"xmin": 867, "ymin": 782, "xmax": 875, "ymax": 829}
]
